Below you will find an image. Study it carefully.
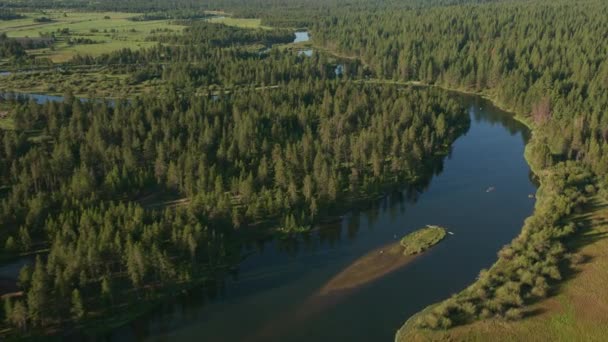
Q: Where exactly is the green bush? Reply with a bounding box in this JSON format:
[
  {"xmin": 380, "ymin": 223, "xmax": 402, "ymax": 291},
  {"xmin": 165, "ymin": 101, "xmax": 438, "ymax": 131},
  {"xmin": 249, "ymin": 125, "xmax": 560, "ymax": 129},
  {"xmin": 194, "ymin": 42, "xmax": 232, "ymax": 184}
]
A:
[{"xmin": 504, "ymin": 308, "xmax": 523, "ymax": 321}]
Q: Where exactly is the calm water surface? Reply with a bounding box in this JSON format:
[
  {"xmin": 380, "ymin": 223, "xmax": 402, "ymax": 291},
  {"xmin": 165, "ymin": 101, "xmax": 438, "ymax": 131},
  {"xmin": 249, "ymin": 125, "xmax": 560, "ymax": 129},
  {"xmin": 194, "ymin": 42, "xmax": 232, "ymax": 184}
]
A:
[
  {"xmin": 294, "ymin": 31, "xmax": 310, "ymax": 43},
  {"xmin": 108, "ymin": 93, "xmax": 536, "ymax": 342},
  {"xmin": 297, "ymin": 49, "xmax": 313, "ymax": 57}
]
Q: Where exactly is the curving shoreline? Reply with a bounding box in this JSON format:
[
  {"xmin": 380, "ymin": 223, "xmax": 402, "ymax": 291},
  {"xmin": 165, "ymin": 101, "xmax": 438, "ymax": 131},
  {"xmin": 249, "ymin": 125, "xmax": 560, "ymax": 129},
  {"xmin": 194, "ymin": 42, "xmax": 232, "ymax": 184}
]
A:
[
  {"xmin": 130, "ymin": 92, "xmax": 536, "ymax": 341},
  {"xmin": 394, "ymin": 86, "xmax": 600, "ymax": 341},
  {"xmin": 395, "ymin": 86, "xmax": 540, "ymax": 341}
]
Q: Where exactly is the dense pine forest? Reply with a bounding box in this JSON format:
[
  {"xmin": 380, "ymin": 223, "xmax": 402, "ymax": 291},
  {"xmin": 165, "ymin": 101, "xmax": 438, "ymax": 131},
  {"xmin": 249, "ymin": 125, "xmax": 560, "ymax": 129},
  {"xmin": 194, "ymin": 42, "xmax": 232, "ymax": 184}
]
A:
[
  {"xmin": 0, "ymin": 33, "xmax": 25, "ymax": 59},
  {"xmin": 312, "ymin": 1, "xmax": 608, "ymax": 179},
  {"xmin": 69, "ymin": 21, "xmax": 361, "ymax": 89},
  {"xmin": 1, "ymin": 0, "xmax": 608, "ymax": 340},
  {"xmin": 306, "ymin": 1, "xmax": 608, "ymax": 334},
  {"xmin": 0, "ymin": 13, "xmax": 467, "ymax": 333},
  {"xmin": 307, "ymin": 1, "xmax": 608, "ymax": 329}
]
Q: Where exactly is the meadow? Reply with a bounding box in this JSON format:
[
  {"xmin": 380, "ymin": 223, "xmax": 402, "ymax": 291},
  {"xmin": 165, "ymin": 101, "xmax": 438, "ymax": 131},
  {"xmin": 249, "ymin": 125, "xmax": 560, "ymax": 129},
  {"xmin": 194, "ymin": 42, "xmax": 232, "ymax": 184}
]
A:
[
  {"xmin": 0, "ymin": 11, "xmax": 188, "ymax": 62},
  {"xmin": 206, "ymin": 16, "xmax": 269, "ymax": 29}
]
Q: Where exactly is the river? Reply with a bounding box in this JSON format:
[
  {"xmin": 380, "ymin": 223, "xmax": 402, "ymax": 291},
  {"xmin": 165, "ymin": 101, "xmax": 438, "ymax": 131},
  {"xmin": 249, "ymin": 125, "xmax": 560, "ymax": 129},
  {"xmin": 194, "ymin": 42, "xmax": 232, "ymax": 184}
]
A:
[
  {"xmin": 106, "ymin": 93, "xmax": 536, "ymax": 341},
  {"xmin": 0, "ymin": 92, "xmax": 65, "ymax": 104}
]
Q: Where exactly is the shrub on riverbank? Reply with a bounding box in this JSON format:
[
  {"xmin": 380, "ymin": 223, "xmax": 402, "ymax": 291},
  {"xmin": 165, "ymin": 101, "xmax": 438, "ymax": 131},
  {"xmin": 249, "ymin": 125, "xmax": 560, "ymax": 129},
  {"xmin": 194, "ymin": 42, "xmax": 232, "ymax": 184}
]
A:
[{"xmin": 412, "ymin": 158, "xmax": 595, "ymax": 330}]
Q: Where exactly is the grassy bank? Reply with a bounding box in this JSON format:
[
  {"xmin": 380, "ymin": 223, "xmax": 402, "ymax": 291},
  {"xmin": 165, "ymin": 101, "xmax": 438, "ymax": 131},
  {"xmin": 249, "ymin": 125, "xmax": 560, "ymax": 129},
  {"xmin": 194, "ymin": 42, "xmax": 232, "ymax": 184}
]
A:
[
  {"xmin": 396, "ymin": 111, "xmax": 602, "ymax": 341},
  {"xmin": 396, "ymin": 197, "xmax": 608, "ymax": 341}
]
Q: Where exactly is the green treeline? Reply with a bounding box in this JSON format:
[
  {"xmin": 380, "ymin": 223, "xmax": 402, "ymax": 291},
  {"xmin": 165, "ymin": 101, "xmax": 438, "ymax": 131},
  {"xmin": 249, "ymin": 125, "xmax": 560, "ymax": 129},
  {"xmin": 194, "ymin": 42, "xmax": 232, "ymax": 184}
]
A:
[
  {"xmin": 165, "ymin": 22, "xmax": 295, "ymax": 47},
  {"xmin": 0, "ymin": 33, "xmax": 26, "ymax": 59},
  {"xmin": 312, "ymin": 1, "xmax": 608, "ymax": 184},
  {"xmin": 69, "ymin": 22, "xmax": 361, "ymax": 89},
  {"xmin": 306, "ymin": 0, "xmax": 608, "ymax": 332},
  {"xmin": 1, "ymin": 0, "xmax": 504, "ymax": 13},
  {"xmin": 127, "ymin": 11, "xmax": 211, "ymax": 22},
  {"xmin": 0, "ymin": 81, "xmax": 467, "ymax": 334},
  {"xmin": 0, "ymin": 9, "xmax": 24, "ymax": 20}
]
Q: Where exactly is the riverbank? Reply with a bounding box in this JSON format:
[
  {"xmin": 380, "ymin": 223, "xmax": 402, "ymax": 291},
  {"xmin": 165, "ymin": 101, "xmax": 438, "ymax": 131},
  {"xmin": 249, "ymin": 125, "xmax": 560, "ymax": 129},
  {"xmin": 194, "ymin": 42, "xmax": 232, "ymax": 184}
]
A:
[
  {"xmin": 396, "ymin": 196, "xmax": 608, "ymax": 341},
  {"xmin": 395, "ymin": 110, "xmax": 601, "ymax": 341},
  {"xmin": 343, "ymin": 38, "xmax": 607, "ymax": 338},
  {"xmin": 95, "ymin": 88, "xmax": 536, "ymax": 341},
  {"xmin": 312, "ymin": 40, "xmax": 534, "ymax": 130},
  {"xmin": 0, "ymin": 80, "xmax": 470, "ymax": 339}
]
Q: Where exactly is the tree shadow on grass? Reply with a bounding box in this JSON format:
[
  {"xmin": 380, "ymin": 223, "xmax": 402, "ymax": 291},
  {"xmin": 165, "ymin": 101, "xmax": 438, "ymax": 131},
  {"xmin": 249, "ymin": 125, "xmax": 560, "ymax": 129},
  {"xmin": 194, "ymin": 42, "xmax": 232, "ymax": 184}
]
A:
[
  {"xmin": 522, "ymin": 307, "xmax": 547, "ymax": 319},
  {"xmin": 566, "ymin": 198, "xmax": 608, "ymax": 252},
  {"xmin": 514, "ymin": 198, "xmax": 608, "ymax": 320},
  {"xmin": 547, "ymin": 198, "xmax": 608, "ymax": 298}
]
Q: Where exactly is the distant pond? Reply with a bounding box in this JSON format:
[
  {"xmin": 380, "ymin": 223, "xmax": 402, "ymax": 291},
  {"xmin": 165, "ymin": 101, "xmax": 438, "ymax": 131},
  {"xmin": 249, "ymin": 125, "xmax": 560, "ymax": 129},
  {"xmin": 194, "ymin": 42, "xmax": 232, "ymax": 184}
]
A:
[{"xmin": 294, "ymin": 31, "xmax": 310, "ymax": 43}]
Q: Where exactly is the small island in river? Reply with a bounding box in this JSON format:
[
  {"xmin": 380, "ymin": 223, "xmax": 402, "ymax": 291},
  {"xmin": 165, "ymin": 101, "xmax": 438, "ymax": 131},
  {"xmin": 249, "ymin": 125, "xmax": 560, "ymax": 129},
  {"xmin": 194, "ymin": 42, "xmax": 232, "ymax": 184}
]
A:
[
  {"xmin": 318, "ymin": 225, "xmax": 448, "ymax": 295},
  {"xmin": 400, "ymin": 225, "xmax": 447, "ymax": 255}
]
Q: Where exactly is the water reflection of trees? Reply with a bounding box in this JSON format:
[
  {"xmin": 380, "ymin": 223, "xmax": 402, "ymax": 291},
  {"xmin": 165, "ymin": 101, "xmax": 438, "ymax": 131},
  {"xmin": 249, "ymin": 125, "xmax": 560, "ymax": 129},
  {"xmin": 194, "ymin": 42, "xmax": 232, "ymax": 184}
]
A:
[
  {"xmin": 255, "ymin": 93, "xmax": 536, "ymax": 254},
  {"xmin": 121, "ymin": 95, "xmax": 545, "ymax": 337},
  {"xmin": 462, "ymin": 94, "xmax": 531, "ymax": 141},
  {"xmin": 274, "ymin": 134, "xmax": 458, "ymax": 251}
]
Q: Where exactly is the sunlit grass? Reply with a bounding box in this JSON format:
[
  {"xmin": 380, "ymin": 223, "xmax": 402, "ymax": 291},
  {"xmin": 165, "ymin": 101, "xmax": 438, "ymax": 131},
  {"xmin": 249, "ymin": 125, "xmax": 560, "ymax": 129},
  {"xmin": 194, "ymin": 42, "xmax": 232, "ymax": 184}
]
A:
[
  {"xmin": 0, "ymin": 11, "xmax": 188, "ymax": 62},
  {"xmin": 397, "ymin": 198, "xmax": 608, "ymax": 342},
  {"xmin": 207, "ymin": 16, "xmax": 271, "ymax": 29}
]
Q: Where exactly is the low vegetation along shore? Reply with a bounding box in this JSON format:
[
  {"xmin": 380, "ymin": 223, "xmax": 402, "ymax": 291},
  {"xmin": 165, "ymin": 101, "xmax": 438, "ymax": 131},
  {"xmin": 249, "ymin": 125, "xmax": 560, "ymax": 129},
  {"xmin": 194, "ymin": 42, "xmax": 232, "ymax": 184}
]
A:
[
  {"xmin": 398, "ymin": 196, "xmax": 608, "ymax": 341},
  {"xmin": 396, "ymin": 118, "xmax": 604, "ymax": 341}
]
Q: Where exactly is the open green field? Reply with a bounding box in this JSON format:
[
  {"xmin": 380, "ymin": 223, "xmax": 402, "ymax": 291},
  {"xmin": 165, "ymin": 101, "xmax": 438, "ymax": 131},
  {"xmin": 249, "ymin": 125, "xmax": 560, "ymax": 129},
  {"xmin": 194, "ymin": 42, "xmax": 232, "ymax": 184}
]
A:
[
  {"xmin": 0, "ymin": 11, "xmax": 300, "ymax": 97},
  {"xmin": 207, "ymin": 16, "xmax": 270, "ymax": 29},
  {"xmin": 0, "ymin": 11, "xmax": 189, "ymax": 62}
]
